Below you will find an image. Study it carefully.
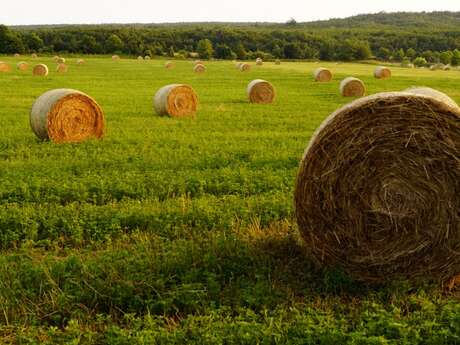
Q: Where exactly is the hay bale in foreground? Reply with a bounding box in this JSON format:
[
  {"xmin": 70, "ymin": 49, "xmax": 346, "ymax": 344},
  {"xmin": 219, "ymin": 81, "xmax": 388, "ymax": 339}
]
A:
[
  {"xmin": 32, "ymin": 64, "xmax": 49, "ymax": 76},
  {"xmin": 153, "ymin": 84, "xmax": 198, "ymax": 118},
  {"xmin": 56, "ymin": 63, "xmax": 68, "ymax": 73},
  {"xmin": 295, "ymin": 87, "xmax": 460, "ymax": 283},
  {"xmin": 30, "ymin": 89, "xmax": 105, "ymax": 143},
  {"xmin": 247, "ymin": 79, "xmax": 275, "ymax": 104},
  {"xmin": 239, "ymin": 63, "xmax": 251, "ymax": 72},
  {"xmin": 0, "ymin": 62, "xmax": 11, "ymax": 72},
  {"xmin": 193, "ymin": 63, "xmax": 206, "ymax": 73},
  {"xmin": 313, "ymin": 68, "xmax": 332, "ymax": 82},
  {"xmin": 374, "ymin": 66, "xmax": 392, "ymax": 79},
  {"xmin": 340, "ymin": 77, "xmax": 365, "ymax": 97},
  {"xmin": 165, "ymin": 61, "xmax": 174, "ymax": 69},
  {"xmin": 17, "ymin": 61, "xmax": 29, "ymax": 71}
]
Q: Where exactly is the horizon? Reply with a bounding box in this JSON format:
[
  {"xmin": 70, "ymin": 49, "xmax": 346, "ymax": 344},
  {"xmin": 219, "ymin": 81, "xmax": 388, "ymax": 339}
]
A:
[{"xmin": 2, "ymin": 0, "xmax": 460, "ymax": 26}]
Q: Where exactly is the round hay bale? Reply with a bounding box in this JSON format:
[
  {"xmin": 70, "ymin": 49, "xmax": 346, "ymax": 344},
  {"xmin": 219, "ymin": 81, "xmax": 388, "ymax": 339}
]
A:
[
  {"xmin": 275, "ymin": 59, "xmax": 281, "ymax": 65},
  {"xmin": 56, "ymin": 63, "xmax": 68, "ymax": 73},
  {"xmin": 32, "ymin": 64, "xmax": 49, "ymax": 76},
  {"xmin": 153, "ymin": 84, "xmax": 198, "ymax": 118},
  {"xmin": 239, "ymin": 63, "xmax": 251, "ymax": 72},
  {"xmin": 193, "ymin": 63, "xmax": 206, "ymax": 73},
  {"xmin": 247, "ymin": 79, "xmax": 275, "ymax": 104},
  {"xmin": 56, "ymin": 57, "xmax": 66, "ymax": 64},
  {"xmin": 144, "ymin": 56, "xmax": 151, "ymax": 60},
  {"xmin": 165, "ymin": 61, "xmax": 174, "ymax": 69},
  {"xmin": 30, "ymin": 89, "xmax": 105, "ymax": 143},
  {"xmin": 76, "ymin": 59, "xmax": 85, "ymax": 65},
  {"xmin": 53, "ymin": 56, "xmax": 60, "ymax": 62},
  {"xmin": 0, "ymin": 62, "xmax": 11, "ymax": 72},
  {"xmin": 313, "ymin": 68, "xmax": 332, "ymax": 82},
  {"xmin": 340, "ymin": 77, "xmax": 366, "ymax": 97},
  {"xmin": 112, "ymin": 55, "xmax": 120, "ymax": 61},
  {"xmin": 137, "ymin": 56, "xmax": 143, "ymax": 60},
  {"xmin": 294, "ymin": 87, "xmax": 460, "ymax": 283},
  {"xmin": 17, "ymin": 61, "xmax": 29, "ymax": 71},
  {"xmin": 14, "ymin": 53, "xmax": 20, "ymax": 58},
  {"xmin": 31, "ymin": 53, "xmax": 38, "ymax": 58},
  {"xmin": 256, "ymin": 58, "xmax": 263, "ymax": 66},
  {"xmin": 374, "ymin": 66, "xmax": 392, "ymax": 79}
]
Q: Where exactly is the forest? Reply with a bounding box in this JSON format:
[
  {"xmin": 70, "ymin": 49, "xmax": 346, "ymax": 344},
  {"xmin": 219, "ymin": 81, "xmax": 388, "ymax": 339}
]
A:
[{"xmin": 1, "ymin": 11, "xmax": 460, "ymax": 64}]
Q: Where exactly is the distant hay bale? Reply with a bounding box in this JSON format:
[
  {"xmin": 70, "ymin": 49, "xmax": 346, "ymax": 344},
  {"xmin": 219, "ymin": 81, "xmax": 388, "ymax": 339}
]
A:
[
  {"xmin": 76, "ymin": 59, "xmax": 85, "ymax": 65},
  {"xmin": 340, "ymin": 77, "xmax": 366, "ymax": 97},
  {"xmin": 235, "ymin": 62, "xmax": 242, "ymax": 69},
  {"xmin": 0, "ymin": 62, "xmax": 11, "ymax": 72},
  {"xmin": 137, "ymin": 56, "xmax": 143, "ymax": 60},
  {"xmin": 56, "ymin": 63, "xmax": 68, "ymax": 73},
  {"xmin": 313, "ymin": 67, "xmax": 332, "ymax": 82},
  {"xmin": 239, "ymin": 63, "xmax": 251, "ymax": 72},
  {"xmin": 53, "ymin": 56, "xmax": 60, "ymax": 62},
  {"xmin": 112, "ymin": 55, "xmax": 120, "ymax": 60},
  {"xmin": 14, "ymin": 53, "xmax": 20, "ymax": 58},
  {"xmin": 31, "ymin": 53, "xmax": 38, "ymax": 58},
  {"xmin": 144, "ymin": 56, "xmax": 151, "ymax": 60},
  {"xmin": 32, "ymin": 64, "xmax": 49, "ymax": 76},
  {"xmin": 275, "ymin": 59, "xmax": 281, "ymax": 65},
  {"xmin": 193, "ymin": 63, "xmax": 206, "ymax": 73},
  {"xmin": 430, "ymin": 64, "xmax": 444, "ymax": 71},
  {"xmin": 194, "ymin": 60, "xmax": 203, "ymax": 65},
  {"xmin": 165, "ymin": 61, "xmax": 174, "ymax": 69},
  {"xmin": 294, "ymin": 87, "xmax": 460, "ymax": 283},
  {"xmin": 153, "ymin": 84, "xmax": 198, "ymax": 118},
  {"xmin": 256, "ymin": 58, "xmax": 263, "ymax": 66},
  {"xmin": 57, "ymin": 57, "xmax": 66, "ymax": 64},
  {"xmin": 443, "ymin": 65, "xmax": 451, "ymax": 71},
  {"xmin": 17, "ymin": 61, "xmax": 29, "ymax": 71},
  {"xmin": 374, "ymin": 66, "xmax": 392, "ymax": 79},
  {"xmin": 30, "ymin": 89, "xmax": 105, "ymax": 143},
  {"xmin": 247, "ymin": 79, "xmax": 275, "ymax": 104}
]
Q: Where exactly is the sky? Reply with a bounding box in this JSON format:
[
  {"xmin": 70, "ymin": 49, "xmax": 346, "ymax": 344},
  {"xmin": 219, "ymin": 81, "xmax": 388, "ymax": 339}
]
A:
[{"xmin": 2, "ymin": 0, "xmax": 460, "ymax": 25}]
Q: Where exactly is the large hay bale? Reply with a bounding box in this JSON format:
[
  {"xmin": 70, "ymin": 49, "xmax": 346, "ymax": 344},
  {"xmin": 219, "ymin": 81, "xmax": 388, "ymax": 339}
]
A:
[
  {"xmin": 57, "ymin": 57, "xmax": 66, "ymax": 64},
  {"xmin": 294, "ymin": 87, "xmax": 460, "ymax": 283},
  {"xmin": 239, "ymin": 63, "xmax": 251, "ymax": 72},
  {"xmin": 247, "ymin": 79, "xmax": 275, "ymax": 104},
  {"xmin": 313, "ymin": 68, "xmax": 332, "ymax": 82},
  {"xmin": 0, "ymin": 62, "xmax": 11, "ymax": 72},
  {"xmin": 17, "ymin": 61, "xmax": 29, "ymax": 71},
  {"xmin": 30, "ymin": 89, "xmax": 105, "ymax": 143},
  {"xmin": 340, "ymin": 77, "xmax": 366, "ymax": 97},
  {"xmin": 153, "ymin": 84, "xmax": 198, "ymax": 118},
  {"xmin": 374, "ymin": 66, "xmax": 392, "ymax": 79},
  {"xmin": 56, "ymin": 63, "xmax": 68, "ymax": 73},
  {"xmin": 193, "ymin": 63, "xmax": 206, "ymax": 73},
  {"xmin": 32, "ymin": 64, "xmax": 49, "ymax": 76},
  {"xmin": 165, "ymin": 61, "xmax": 174, "ymax": 69}
]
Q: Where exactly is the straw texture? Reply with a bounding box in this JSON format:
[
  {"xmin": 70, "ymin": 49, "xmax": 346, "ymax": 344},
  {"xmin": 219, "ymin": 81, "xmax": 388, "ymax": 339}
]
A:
[
  {"xmin": 340, "ymin": 77, "xmax": 366, "ymax": 97},
  {"xmin": 313, "ymin": 68, "xmax": 332, "ymax": 82},
  {"xmin": 32, "ymin": 64, "xmax": 49, "ymax": 76},
  {"xmin": 374, "ymin": 66, "xmax": 392, "ymax": 79},
  {"xmin": 154, "ymin": 84, "xmax": 198, "ymax": 118},
  {"xmin": 247, "ymin": 79, "xmax": 276, "ymax": 104}
]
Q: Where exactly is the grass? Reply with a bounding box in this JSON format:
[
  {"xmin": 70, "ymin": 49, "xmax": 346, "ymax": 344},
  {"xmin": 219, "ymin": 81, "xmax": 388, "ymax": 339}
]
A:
[{"xmin": 0, "ymin": 56, "xmax": 460, "ymax": 344}]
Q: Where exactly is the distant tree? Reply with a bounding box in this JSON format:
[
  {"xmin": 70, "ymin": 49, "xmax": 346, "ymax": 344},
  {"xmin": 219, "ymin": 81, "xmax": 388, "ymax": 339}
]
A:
[
  {"xmin": 377, "ymin": 47, "xmax": 391, "ymax": 61},
  {"xmin": 422, "ymin": 50, "xmax": 435, "ymax": 63},
  {"xmin": 406, "ymin": 48, "xmax": 417, "ymax": 60},
  {"xmin": 284, "ymin": 42, "xmax": 302, "ymax": 59},
  {"xmin": 80, "ymin": 34, "xmax": 99, "ymax": 53},
  {"xmin": 451, "ymin": 49, "xmax": 460, "ymax": 66},
  {"xmin": 0, "ymin": 25, "xmax": 24, "ymax": 53},
  {"xmin": 106, "ymin": 34, "xmax": 124, "ymax": 53},
  {"xmin": 271, "ymin": 44, "xmax": 283, "ymax": 58},
  {"xmin": 214, "ymin": 44, "xmax": 236, "ymax": 59},
  {"xmin": 24, "ymin": 32, "xmax": 44, "ymax": 52},
  {"xmin": 196, "ymin": 39, "xmax": 214, "ymax": 59},
  {"xmin": 393, "ymin": 48, "xmax": 405, "ymax": 61},
  {"xmin": 286, "ymin": 18, "xmax": 297, "ymax": 26},
  {"xmin": 440, "ymin": 50, "xmax": 453, "ymax": 65},
  {"xmin": 234, "ymin": 43, "xmax": 247, "ymax": 60},
  {"xmin": 413, "ymin": 56, "xmax": 427, "ymax": 67}
]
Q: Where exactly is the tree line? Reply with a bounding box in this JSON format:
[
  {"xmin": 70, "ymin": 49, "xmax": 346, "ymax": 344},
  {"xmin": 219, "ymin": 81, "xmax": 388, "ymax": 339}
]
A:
[{"xmin": 1, "ymin": 13, "xmax": 460, "ymax": 65}]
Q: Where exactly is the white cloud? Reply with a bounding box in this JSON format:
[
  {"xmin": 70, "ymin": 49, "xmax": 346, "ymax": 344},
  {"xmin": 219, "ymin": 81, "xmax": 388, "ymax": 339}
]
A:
[{"xmin": 1, "ymin": 0, "xmax": 459, "ymax": 25}]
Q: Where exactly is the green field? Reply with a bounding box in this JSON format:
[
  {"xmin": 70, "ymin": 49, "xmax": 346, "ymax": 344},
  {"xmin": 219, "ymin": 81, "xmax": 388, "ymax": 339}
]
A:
[{"xmin": 1, "ymin": 56, "xmax": 460, "ymax": 344}]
